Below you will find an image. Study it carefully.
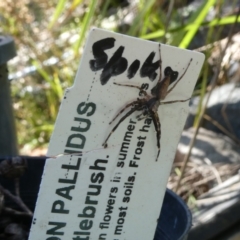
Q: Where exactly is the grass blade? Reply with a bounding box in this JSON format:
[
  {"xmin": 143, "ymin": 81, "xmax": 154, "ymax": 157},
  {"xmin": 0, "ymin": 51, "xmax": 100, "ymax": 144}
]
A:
[
  {"xmin": 73, "ymin": 0, "xmax": 98, "ymax": 55},
  {"xmin": 179, "ymin": 0, "xmax": 216, "ymax": 48},
  {"xmin": 48, "ymin": 0, "xmax": 68, "ymax": 29}
]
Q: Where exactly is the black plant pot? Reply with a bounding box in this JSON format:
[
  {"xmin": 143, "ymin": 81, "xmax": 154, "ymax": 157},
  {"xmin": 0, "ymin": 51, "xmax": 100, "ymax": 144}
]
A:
[{"xmin": 0, "ymin": 157, "xmax": 191, "ymax": 240}]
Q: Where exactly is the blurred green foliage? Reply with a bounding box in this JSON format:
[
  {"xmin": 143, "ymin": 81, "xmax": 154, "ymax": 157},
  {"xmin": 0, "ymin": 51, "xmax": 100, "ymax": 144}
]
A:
[{"xmin": 0, "ymin": 0, "xmax": 239, "ymax": 153}]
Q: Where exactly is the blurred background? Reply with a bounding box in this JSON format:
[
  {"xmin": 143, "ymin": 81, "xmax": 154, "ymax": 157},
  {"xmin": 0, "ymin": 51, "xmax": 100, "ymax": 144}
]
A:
[
  {"xmin": 0, "ymin": 0, "xmax": 238, "ymax": 154},
  {"xmin": 1, "ymin": 0, "xmax": 240, "ymax": 239}
]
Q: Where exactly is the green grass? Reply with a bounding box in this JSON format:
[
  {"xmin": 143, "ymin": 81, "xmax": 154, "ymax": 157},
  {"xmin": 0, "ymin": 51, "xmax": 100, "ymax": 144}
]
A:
[
  {"xmin": 0, "ymin": 0, "xmax": 239, "ymax": 206},
  {"xmin": 0, "ymin": 1, "xmax": 239, "ymax": 194}
]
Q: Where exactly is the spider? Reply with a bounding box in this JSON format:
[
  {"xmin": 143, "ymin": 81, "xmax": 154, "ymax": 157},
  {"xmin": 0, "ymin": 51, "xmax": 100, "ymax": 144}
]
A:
[{"xmin": 102, "ymin": 44, "xmax": 193, "ymax": 161}]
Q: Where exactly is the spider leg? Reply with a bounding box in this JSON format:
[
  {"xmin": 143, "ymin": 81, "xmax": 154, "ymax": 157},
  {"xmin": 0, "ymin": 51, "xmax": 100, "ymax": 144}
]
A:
[
  {"xmin": 135, "ymin": 107, "xmax": 148, "ymax": 120},
  {"xmin": 103, "ymin": 104, "xmax": 141, "ymax": 148},
  {"xmin": 167, "ymin": 58, "xmax": 193, "ymax": 94},
  {"xmin": 109, "ymin": 100, "xmax": 140, "ymax": 124},
  {"xmin": 114, "ymin": 82, "xmax": 147, "ymax": 96},
  {"xmin": 136, "ymin": 108, "xmax": 149, "ymax": 121},
  {"xmin": 160, "ymin": 97, "xmax": 191, "ymax": 105},
  {"xmin": 136, "ymin": 112, "xmax": 143, "ymax": 120},
  {"xmin": 157, "ymin": 43, "xmax": 162, "ymax": 84},
  {"xmin": 137, "ymin": 115, "xmax": 149, "ymax": 121},
  {"xmin": 150, "ymin": 109, "xmax": 161, "ymax": 161}
]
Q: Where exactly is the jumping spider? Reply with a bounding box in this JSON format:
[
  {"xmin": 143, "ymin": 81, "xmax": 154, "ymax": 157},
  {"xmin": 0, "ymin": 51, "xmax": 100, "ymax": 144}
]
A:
[{"xmin": 103, "ymin": 44, "xmax": 192, "ymax": 161}]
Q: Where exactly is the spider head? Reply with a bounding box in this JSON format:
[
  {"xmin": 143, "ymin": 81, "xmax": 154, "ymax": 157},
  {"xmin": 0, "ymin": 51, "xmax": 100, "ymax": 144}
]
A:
[{"xmin": 164, "ymin": 67, "xmax": 178, "ymax": 84}]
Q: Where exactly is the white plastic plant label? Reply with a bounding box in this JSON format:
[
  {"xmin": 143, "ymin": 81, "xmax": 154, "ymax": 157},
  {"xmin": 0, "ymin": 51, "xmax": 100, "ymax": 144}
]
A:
[{"xmin": 29, "ymin": 28, "xmax": 204, "ymax": 240}]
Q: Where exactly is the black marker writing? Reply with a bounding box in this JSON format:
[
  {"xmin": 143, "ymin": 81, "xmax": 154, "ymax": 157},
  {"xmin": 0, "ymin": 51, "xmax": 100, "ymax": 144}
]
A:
[{"xmin": 89, "ymin": 38, "xmax": 159, "ymax": 85}]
